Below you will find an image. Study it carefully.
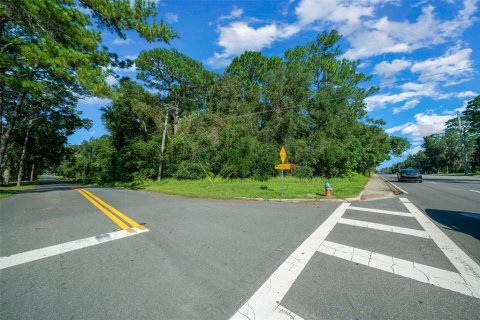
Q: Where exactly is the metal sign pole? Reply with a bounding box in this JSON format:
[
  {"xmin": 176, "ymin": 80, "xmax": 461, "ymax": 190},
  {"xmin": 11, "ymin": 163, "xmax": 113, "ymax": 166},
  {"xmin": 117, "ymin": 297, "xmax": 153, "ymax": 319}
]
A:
[{"xmin": 281, "ymin": 169, "xmax": 284, "ymax": 197}]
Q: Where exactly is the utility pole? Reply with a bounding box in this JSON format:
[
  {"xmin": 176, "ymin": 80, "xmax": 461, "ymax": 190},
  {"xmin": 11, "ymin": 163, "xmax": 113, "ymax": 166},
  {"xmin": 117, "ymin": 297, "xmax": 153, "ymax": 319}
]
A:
[
  {"xmin": 457, "ymin": 111, "xmax": 469, "ymax": 176},
  {"xmin": 157, "ymin": 107, "xmax": 169, "ymax": 181}
]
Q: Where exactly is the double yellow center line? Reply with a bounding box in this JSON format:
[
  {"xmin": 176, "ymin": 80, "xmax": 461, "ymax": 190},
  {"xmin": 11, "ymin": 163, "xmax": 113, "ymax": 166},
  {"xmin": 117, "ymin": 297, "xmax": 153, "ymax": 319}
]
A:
[{"xmin": 76, "ymin": 188, "xmax": 145, "ymax": 233}]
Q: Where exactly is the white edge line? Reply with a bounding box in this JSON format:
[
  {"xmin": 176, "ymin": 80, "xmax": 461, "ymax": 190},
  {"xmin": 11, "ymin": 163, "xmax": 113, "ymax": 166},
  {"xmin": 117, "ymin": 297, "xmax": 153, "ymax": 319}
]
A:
[
  {"xmin": 338, "ymin": 218, "xmax": 430, "ymax": 239},
  {"xmin": 318, "ymin": 241, "xmax": 478, "ymax": 298},
  {"xmin": 388, "ymin": 181, "xmax": 408, "ymax": 194},
  {"xmin": 0, "ymin": 228, "xmax": 149, "ymax": 270},
  {"xmin": 402, "ymin": 201, "xmax": 480, "ymax": 298},
  {"xmin": 379, "ymin": 175, "xmax": 408, "ymax": 194},
  {"xmin": 469, "ymin": 190, "xmax": 480, "ymax": 194},
  {"xmin": 229, "ymin": 202, "xmax": 351, "ymax": 320},
  {"xmin": 399, "ymin": 197, "xmax": 410, "ymax": 203}
]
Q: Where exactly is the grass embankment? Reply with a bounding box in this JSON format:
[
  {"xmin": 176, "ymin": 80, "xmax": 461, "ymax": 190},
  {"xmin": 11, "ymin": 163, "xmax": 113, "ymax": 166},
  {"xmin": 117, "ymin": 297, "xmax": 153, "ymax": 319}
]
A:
[
  {"xmin": 0, "ymin": 182, "xmax": 37, "ymax": 199},
  {"xmin": 120, "ymin": 174, "xmax": 369, "ymax": 200}
]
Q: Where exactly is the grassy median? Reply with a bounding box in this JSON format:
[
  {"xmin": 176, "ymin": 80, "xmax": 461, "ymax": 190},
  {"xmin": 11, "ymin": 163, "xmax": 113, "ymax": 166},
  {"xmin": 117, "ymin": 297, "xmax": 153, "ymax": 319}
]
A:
[
  {"xmin": 121, "ymin": 174, "xmax": 369, "ymax": 200},
  {"xmin": 0, "ymin": 182, "xmax": 38, "ymax": 199}
]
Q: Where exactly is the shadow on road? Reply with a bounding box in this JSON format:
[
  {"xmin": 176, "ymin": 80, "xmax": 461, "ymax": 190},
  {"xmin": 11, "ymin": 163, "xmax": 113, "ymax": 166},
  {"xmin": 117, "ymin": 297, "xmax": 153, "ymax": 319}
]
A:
[{"xmin": 425, "ymin": 209, "xmax": 480, "ymax": 241}]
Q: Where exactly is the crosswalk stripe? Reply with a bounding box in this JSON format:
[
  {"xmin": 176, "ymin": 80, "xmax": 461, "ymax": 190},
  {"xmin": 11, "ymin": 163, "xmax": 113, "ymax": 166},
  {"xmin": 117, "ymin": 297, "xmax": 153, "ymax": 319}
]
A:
[
  {"xmin": 338, "ymin": 218, "xmax": 430, "ymax": 238},
  {"xmin": 229, "ymin": 203, "xmax": 351, "ymax": 320},
  {"xmin": 318, "ymin": 240, "xmax": 478, "ymax": 298},
  {"xmin": 348, "ymin": 206, "xmax": 412, "ymax": 217},
  {"xmin": 0, "ymin": 227, "xmax": 149, "ymax": 270},
  {"xmin": 271, "ymin": 305, "xmax": 305, "ymax": 320},
  {"xmin": 402, "ymin": 201, "xmax": 480, "ymax": 298}
]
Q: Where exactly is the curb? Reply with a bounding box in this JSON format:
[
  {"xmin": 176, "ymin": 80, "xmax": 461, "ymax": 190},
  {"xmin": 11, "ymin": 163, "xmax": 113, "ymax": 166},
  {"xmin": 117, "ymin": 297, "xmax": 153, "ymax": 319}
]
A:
[
  {"xmin": 233, "ymin": 197, "xmax": 344, "ymax": 203},
  {"xmin": 345, "ymin": 190, "xmax": 364, "ymax": 202},
  {"xmin": 378, "ymin": 175, "xmax": 404, "ymax": 195}
]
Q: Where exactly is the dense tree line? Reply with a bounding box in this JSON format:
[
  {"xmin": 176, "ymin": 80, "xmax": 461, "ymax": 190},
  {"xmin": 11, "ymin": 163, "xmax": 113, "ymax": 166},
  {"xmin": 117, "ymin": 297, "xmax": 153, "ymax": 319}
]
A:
[
  {"xmin": 0, "ymin": 0, "xmax": 174, "ymax": 185},
  {"xmin": 56, "ymin": 31, "xmax": 409, "ymax": 183},
  {"xmin": 388, "ymin": 96, "xmax": 480, "ymax": 174}
]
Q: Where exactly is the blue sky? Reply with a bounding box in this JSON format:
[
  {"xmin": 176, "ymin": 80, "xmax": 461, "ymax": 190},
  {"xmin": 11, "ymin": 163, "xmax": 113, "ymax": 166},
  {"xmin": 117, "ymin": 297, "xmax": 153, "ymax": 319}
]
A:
[{"xmin": 71, "ymin": 0, "xmax": 480, "ymax": 168}]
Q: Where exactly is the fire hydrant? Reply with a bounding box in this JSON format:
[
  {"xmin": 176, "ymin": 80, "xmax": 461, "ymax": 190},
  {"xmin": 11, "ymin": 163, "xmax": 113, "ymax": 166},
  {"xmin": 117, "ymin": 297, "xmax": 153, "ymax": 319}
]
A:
[{"xmin": 325, "ymin": 182, "xmax": 332, "ymax": 197}]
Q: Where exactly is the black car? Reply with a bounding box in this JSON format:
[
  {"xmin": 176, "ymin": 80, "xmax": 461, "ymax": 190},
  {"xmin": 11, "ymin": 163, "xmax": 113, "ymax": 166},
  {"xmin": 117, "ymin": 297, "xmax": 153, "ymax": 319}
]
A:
[{"xmin": 397, "ymin": 169, "xmax": 422, "ymax": 182}]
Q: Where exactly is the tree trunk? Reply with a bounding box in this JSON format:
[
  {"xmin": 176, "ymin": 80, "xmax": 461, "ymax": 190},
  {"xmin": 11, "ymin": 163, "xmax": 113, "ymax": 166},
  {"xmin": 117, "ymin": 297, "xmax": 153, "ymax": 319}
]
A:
[
  {"xmin": 30, "ymin": 163, "xmax": 35, "ymax": 182},
  {"xmin": 16, "ymin": 119, "xmax": 33, "ymax": 187},
  {"xmin": 0, "ymin": 92, "xmax": 27, "ymax": 168},
  {"xmin": 3, "ymin": 166, "xmax": 10, "ymax": 185},
  {"xmin": 173, "ymin": 105, "xmax": 180, "ymax": 135}
]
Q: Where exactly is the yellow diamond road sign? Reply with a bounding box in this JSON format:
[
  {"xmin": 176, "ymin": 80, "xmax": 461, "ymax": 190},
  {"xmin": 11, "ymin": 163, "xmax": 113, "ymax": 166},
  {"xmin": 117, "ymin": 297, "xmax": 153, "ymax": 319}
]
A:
[{"xmin": 279, "ymin": 147, "xmax": 287, "ymax": 164}]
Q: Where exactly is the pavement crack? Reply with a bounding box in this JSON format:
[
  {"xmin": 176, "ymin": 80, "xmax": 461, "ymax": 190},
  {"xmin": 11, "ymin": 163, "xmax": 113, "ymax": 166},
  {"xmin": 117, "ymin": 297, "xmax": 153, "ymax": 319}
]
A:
[
  {"xmin": 344, "ymin": 292, "xmax": 356, "ymax": 311},
  {"xmin": 247, "ymin": 301, "xmax": 256, "ymax": 320},
  {"xmin": 237, "ymin": 309, "xmax": 252, "ymax": 320},
  {"xmin": 413, "ymin": 264, "xmax": 430, "ymax": 283},
  {"xmin": 457, "ymin": 274, "xmax": 475, "ymax": 296}
]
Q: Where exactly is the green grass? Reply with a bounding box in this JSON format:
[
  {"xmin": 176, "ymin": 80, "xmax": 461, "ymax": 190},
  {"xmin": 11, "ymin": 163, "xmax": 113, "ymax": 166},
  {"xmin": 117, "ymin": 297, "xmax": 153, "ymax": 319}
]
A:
[
  {"xmin": 118, "ymin": 174, "xmax": 369, "ymax": 200},
  {"xmin": 0, "ymin": 182, "xmax": 38, "ymax": 199}
]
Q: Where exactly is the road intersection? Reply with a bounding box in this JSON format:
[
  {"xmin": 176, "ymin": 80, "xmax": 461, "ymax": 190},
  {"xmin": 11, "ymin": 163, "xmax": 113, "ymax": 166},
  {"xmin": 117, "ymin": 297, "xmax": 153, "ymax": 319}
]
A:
[{"xmin": 1, "ymin": 176, "xmax": 479, "ymax": 319}]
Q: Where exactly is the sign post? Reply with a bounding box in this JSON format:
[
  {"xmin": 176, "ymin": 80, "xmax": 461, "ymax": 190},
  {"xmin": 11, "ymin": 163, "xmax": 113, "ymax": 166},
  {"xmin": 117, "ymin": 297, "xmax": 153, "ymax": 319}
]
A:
[
  {"xmin": 278, "ymin": 147, "xmax": 287, "ymax": 197},
  {"xmin": 281, "ymin": 168, "xmax": 284, "ymax": 196}
]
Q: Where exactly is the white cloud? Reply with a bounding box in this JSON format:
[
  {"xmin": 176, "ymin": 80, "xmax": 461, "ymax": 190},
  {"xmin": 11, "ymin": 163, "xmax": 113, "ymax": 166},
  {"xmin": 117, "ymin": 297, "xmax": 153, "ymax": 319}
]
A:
[
  {"xmin": 456, "ymin": 90, "xmax": 477, "ymax": 98},
  {"xmin": 207, "ymin": 0, "xmax": 478, "ymax": 67},
  {"xmin": 343, "ymin": 1, "xmax": 477, "ymax": 59},
  {"xmin": 367, "ymin": 84, "xmax": 476, "ymax": 112},
  {"xmin": 386, "ymin": 112, "xmax": 454, "ymax": 141},
  {"xmin": 129, "ymin": 0, "xmax": 161, "ymax": 6},
  {"xmin": 205, "ymin": 53, "xmax": 233, "ymax": 68},
  {"xmin": 106, "ymin": 75, "xmax": 118, "ymax": 86},
  {"xmin": 112, "ymin": 38, "xmax": 132, "ymax": 45},
  {"xmin": 392, "ymin": 99, "xmax": 420, "ymax": 114},
  {"xmin": 295, "ymin": 0, "xmax": 374, "ymax": 35},
  {"xmin": 374, "ymin": 58, "xmax": 412, "ymax": 78},
  {"xmin": 219, "ymin": 7, "xmax": 244, "ymax": 20},
  {"xmin": 79, "ymin": 97, "xmax": 111, "ymax": 106},
  {"xmin": 206, "ymin": 21, "xmax": 300, "ymax": 68},
  {"xmin": 165, "ymin": 12, "xmax": 178, "ymax": 23},
  {"xmin": 409, "ymin": 145, "xmax": 423, "ymax": 155},
  {"xmin": 410, "ymin": 46, "xmax": 474, "ymax": 82},
  {"xmin": 365, "ymin": 82, "xmax": 443, "ymax": 112}
]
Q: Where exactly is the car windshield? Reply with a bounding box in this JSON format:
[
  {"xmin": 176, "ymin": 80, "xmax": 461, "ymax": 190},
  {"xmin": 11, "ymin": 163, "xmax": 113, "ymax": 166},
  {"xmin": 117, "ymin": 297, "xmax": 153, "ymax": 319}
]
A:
[{"xmin": 400, "ymin": 169, "xmax": 418, "ymax": 174}]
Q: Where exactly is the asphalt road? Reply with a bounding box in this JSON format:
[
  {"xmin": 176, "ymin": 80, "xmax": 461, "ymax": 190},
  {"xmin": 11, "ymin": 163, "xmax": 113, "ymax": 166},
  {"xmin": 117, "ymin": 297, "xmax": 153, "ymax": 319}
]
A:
[
  {"xmin": 381, "ymin": 174, "xmax": 480, "ymax": 264},
  {"xmin": 1, "ymin": 176, "xmax": 479, "ymax": 319}
]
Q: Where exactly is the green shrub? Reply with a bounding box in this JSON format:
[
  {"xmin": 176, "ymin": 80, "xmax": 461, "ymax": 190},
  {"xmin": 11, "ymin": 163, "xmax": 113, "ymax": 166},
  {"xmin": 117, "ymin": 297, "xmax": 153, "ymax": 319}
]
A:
[{"xmin": 174, "ymin": 162, "xmax": 207, "ymax": 179}]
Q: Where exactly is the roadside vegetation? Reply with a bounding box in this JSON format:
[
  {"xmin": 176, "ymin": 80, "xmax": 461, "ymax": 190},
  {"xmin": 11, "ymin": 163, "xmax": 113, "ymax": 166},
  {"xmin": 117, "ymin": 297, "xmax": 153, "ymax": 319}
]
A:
[
  {"xmin": 53, "ymin": 31, "xmax": 410, "ymax": 186},
  {"xmin": 2, "ymin": 1, "xmax": 413, "ymax": 195},
  {"xmin": 0, "ymin": 1, "xmax": 175, "ymax": 186},
  {"xmin": 387, "ymin": 96, "xmax": 480, "ymax": 174},
  {"xmin": 0, "ymin": 182, "xmax": 37, "ymax": 199},
  {"xmin": 115, "ymin": 174, "xmax": 369, "ymax": 200}
]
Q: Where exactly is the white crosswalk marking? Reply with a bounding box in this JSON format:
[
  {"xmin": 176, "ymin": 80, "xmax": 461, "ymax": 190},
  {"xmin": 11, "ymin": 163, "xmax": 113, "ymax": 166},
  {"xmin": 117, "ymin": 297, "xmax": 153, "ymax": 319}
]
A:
[
  {"xmin": 231, "ymin": 197, "xmax": 480, "ymax": 320},
  {"xmin": 348, "ymin": 206, "xmax": 412, "ymax": 217},
  {"xmin": 229, "ymin": 203, "xmax": 351, "ymax": 320},
  {"xmin": 318, "ymin": 241, "xmax": 478, "ymax": 298},
  {"xmin": 337, "ymin": 217, "xmax": 430, "ymax": 238},
  {"xmin": 402, "ymin": 201, "xmax": 480, "ymax": 298},
  {"xmin": 0, "ymin": 228, "xmax": 149, "ymax": 270},
  {"xmin": 271, "ymin": 305, "xmax": 305, "ymax": 320}
]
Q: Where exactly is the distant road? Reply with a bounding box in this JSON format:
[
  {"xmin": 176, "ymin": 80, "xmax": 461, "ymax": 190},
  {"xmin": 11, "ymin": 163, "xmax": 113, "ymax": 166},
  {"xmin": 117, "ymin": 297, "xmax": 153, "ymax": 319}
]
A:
[{"xmin": 381, "ymin": 174, "xmax": 480, "ymax": 263}]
